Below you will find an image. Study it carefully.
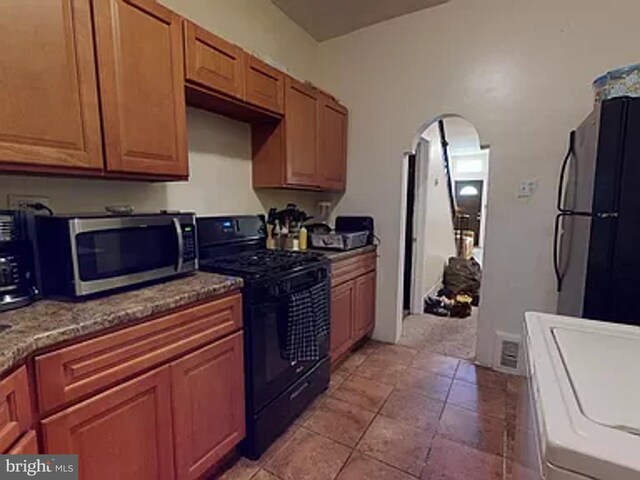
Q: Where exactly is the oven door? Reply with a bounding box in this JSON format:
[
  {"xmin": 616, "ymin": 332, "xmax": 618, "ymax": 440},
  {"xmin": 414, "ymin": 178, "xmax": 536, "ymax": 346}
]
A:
[
  {"xmin": 247, "ymin": 269, "xmax": 330, "ymax": 414},
  {"xmin": 69, "ymin": 215, "xmax": 192, "ymax": 296}
]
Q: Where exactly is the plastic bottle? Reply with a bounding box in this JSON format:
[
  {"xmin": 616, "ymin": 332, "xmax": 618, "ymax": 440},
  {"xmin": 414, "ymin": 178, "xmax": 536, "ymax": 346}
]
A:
[{"xmin": 299, "ymin": 226, "xmax": 308, "ymax": 251}]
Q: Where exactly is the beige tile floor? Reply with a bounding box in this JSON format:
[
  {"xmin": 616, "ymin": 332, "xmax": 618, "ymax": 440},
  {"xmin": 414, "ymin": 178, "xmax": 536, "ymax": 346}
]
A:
[{"xmin": 216, "ymin": 314, "xmax": 537, "ymax": 480}]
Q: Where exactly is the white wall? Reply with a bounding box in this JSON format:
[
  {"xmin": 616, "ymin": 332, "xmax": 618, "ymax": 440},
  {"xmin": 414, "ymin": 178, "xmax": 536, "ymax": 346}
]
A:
[
  {"xmin": 315, "ymin": 0, "xmax": 640, "ymax": 362},
  {"xmin": 418, "ymin": 127, "xmax": 456, "ymax": 304},
  {"xmin": 0, "ymin": 1, "xmax": 330, "ymax": 219}
]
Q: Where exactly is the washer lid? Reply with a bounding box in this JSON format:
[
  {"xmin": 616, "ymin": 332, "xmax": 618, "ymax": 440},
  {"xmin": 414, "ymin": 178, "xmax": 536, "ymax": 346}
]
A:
[
  {"xmin": 525, "ymin": 312, "xmax": 640, "ymax": 480},
  {"xmin": 553, "ymin": 327, "xmax": 640, "ymax": 436}
]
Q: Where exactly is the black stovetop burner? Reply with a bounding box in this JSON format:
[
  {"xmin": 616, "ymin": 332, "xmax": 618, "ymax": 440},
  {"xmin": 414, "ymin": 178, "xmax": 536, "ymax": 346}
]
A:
[{"xmin": 200, "ymin": 249, "xmax": 325, "ymax": 279}]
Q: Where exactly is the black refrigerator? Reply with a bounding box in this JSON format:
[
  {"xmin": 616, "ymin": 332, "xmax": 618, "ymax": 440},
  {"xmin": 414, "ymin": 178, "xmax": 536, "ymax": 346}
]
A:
[{"xmin": 554, "ymin": 97, "xmax": 640, "ymax": 325}]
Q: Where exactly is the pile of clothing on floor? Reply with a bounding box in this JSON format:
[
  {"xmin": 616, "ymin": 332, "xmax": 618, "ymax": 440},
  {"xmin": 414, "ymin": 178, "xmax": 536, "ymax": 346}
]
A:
[{"xmin": 424, "ymin": 256, "xmax": 482, "ymax": 318}]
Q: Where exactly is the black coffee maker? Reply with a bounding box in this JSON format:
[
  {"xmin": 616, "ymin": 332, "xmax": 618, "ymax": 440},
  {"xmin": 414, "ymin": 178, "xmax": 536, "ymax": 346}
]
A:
[{"xmin": 0, "ymin": 211, "xmax": 38, "ymax": 312}]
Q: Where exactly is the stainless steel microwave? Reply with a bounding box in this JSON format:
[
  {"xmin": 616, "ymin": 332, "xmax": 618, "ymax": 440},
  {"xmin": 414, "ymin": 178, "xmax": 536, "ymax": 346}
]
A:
[{"xmin": 35, "ymin": 213, "xmax": 198, "ymax": 298}]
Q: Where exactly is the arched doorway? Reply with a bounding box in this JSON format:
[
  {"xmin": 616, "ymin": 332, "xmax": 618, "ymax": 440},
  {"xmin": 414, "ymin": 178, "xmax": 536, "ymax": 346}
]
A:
[{"xmin": 400, "ymin": 114, "xmax": 490, "ymax": 360}]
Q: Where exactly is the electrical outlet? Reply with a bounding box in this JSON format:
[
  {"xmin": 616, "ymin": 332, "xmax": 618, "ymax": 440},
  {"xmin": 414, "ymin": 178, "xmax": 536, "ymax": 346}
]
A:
[
  {"xmin": 7, "ymin": 194, "xmax": 51, "ymax": 211},
  {"xmin": 517, "ymin": 179, "xmax": 538, "ymax": 198}
]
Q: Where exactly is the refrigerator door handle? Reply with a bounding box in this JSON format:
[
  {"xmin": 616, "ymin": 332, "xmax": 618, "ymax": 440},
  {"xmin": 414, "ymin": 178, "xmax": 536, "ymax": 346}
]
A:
[
  {"xmin": 553, "ymin": 213, "xmax": 569, "ymax": 292},
  {"xmin": 557, "ymin": 130, "xmax": 576, "ymax": 214}
]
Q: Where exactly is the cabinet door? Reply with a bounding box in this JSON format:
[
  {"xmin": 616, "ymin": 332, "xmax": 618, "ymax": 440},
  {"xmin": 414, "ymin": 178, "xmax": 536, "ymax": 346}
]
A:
[
  {"xmin": 284, "ymin": 77, "xmax": 319, "ymax": 187},
  {"xmin": 318, "ymin": 95, "xmax": 348, "ymax": 191},
  {"xmin": 7, "ymin": 431, "xmax": 39, "ymax": 455},
  {"xmin": 0, "ymin": 367, "xmax": 32, "ymax": 453},
  {"xmin": 330, "ymin": 281, "xmax": 356, "ymax": 362},
  {"xmin": 93, "ymin": 0, "xmax": 188, "ymax": 177},
  {"xmin": 245, "ymin": 56, "xmax": 284, "ymax": 114},
  {"xmin": 354, "ymin": 271, "xmax": 377, "ymax": 340},
  {"xmin": 184, "ymin": 21, "xmax": 245, "ymax": 100},
  {"xmin": 42, "ymin": 367, "xmax": 174, "ymax": 480},
  {"xmin": 0, "ymin": 0, "xmax": 103, "ymax": 171},
  {"xmin": 171, "ymin": 332, "xmax": 245, "ymax": 480}
]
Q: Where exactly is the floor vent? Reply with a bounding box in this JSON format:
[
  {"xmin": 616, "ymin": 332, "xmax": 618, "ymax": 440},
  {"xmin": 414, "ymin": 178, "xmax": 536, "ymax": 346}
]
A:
[{"xmin": 495, "ymin": 333, "xmax": 522, "ymax": 372}]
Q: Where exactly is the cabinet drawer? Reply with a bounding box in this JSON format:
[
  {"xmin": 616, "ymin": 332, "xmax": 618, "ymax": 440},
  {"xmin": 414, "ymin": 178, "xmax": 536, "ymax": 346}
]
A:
[
  {"xmin": 36, "ymin": 293, "xmax": 242, "ymax": 414},
  {"xmin": 7, "ymin": 430, "xmax": 39, "ymax": 455},
  {"xmin": 184, "ymin": 20, "xmax": 245, "ymax": 100},
  {"xmin": 331, "ymin": 251, "xmax": 376, "ymax": 287},
  {"xmin": 245, "ymin": 55, "xmax": 284, "ymax": 114},
  {"xmin": 0, "ymin": 367, "xmax": 32, "ymax": 453}
]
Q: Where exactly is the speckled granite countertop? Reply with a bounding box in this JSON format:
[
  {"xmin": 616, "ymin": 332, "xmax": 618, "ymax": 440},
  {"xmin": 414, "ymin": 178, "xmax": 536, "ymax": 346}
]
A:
[
  {"xmin": 0, "ymin": 272, "xmax": 243, "ymax": 376},
  {"xmin": 309, "ymin": 244, "xmax": 377, "ymax": 262}
]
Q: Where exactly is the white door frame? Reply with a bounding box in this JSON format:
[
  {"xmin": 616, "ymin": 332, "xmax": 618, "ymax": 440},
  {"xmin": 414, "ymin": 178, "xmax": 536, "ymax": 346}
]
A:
[{"xmin": 410, "ymin": 138, "xmax": 431, "ymax": 314}]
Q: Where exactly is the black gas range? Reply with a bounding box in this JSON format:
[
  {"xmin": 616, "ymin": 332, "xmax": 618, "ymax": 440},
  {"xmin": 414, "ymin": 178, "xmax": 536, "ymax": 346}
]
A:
[{"xmin": 197, "ymin": 216, "xmax": 331, "ymax": 459}]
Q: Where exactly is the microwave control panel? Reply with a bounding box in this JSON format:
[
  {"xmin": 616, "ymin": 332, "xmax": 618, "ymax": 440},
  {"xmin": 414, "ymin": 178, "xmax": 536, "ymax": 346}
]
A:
[{"xmin": 182, "ymin": 224, "xmax": 197, "ymax": 262}]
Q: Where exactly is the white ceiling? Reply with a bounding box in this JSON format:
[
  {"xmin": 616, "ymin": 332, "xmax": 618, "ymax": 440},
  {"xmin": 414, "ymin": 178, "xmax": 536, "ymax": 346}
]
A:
[{"xmin": 271, "ymin": 0, "xmax": 450, "ymax": 41}]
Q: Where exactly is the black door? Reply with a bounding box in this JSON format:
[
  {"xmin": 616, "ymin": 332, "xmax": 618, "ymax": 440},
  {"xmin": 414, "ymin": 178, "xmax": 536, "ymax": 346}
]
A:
[
  {"xmin": 455, "ymin": 180, "xmax": 483, "ymax": 246},
  {"xmin": 402, "ymin": 154, "xmax": 417, "ymax": 312}
]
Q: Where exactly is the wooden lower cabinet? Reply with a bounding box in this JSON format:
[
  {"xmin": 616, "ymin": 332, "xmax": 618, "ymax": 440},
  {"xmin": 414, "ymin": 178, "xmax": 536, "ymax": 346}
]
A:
[
  {"xmin": 0, "ymin": 366, "xmax": 32, "ymax": 453},
  {"xmin": 330, "ymin": 254, "xmax": 377, "ymax": 364},
  {"xmin": 354, "ymin": 271, "xmax": 376, "ymax": 339},
  {"xmin": 330, "ymin": 282, "xmax": 356, "ymax": 362},
  {"xmin": 42, "ymin": 367, "xmax": 175, "ymax": 480},
  {"xmin": 7, "ymin": 430, "xmax": 39, "ymax": 454},
  {"xmin": 39, "ymin": 319, "xmax": 246, "ymax": 479},
  {"xmin": 171, "ymin": 332, "xmax": 245, "ymax": 480}
]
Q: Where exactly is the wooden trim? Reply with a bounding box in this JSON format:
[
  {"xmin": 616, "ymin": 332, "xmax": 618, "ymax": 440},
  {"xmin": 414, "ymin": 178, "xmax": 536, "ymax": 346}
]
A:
[
  {"xmin": 35, "ymin": 293, "xmax": 242, "ymax": 414},
  {"xmin": 0, "ymin": 161, "xmax": 188, "ymax": 181},
  {"xmin": 185, "ymin": 84, "xmax": 281, "ymax": 124},
  {"xmin": 0, "ymin": 367, "xmax": 32, "ymax": 453}
]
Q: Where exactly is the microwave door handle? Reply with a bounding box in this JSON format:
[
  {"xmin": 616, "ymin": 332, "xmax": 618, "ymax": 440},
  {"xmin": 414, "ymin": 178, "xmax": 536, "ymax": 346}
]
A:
[{"xmin": 173, "ymin": 218, "xmax": 184, "ymax": 272}]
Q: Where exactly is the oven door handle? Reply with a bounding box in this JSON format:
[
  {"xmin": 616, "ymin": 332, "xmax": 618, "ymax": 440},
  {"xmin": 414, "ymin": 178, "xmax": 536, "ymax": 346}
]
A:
[
  {"xmin": 173, "ymin": 218, "xmax": 184, "ymax": 272},
  {"xmin": 289, "ymin": 381, "xmax": 310, "ymax": 401}
]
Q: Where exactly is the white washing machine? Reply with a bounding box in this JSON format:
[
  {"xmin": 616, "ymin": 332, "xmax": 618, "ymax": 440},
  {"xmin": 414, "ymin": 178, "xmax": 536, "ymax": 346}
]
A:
[{"xmin": 524, "ymin": 312, "xmax": 640, "ymax": 480}]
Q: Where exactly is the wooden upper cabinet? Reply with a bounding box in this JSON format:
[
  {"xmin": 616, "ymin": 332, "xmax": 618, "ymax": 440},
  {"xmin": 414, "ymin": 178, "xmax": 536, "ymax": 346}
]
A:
[
  {"xmin": 284, "ymin": 77, "xmax": 320, "ymax": 187},
  {"xmin": 93, "ymin": 0, "xmax": 188, "ymax": 177},
  {"xmin": 0, "ymin": 367, "xmax": 33, "ymax": 453},
  {"xmin": 42, "ymin": 367, "xmax": 175, "ymax": 480},
  {"xmin": 252, "ymin": 77, "xmax": 347, "ymax": 191},
  {"xmin": 184, "ymin": 21, "xmax": 245, "ymax": 100},
  {"xmin": 245, "ymin": 56, "xmax": 285, "ymax": 114},
  {"xmin": 0, "ymin": 0, "xmax": 103, "ymax": 172},
  {"xmin": 171, "ymin": 332, "xmax": 245, "ymax": 480},
  {"xmin": 318, "ymin": 94, "xmax": 348, "ymax": 191}
]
